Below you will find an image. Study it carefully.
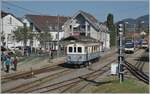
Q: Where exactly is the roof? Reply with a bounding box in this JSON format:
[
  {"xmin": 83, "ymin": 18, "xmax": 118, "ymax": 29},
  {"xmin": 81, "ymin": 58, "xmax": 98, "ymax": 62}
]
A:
[
  {"xmin": 67, "ymin": 42, "xmax": 100, "ymax": 47},
  {"xmin": 1, "ymin": 11, "xmax": 9, "ymax": 18},
  {"xmin": 64, "ymin": 10, "xmax": 108, "ymax": 32},
  {"xmin": 73, "ymin": 10, "xmax": 104, "ymax": 31},
  {"xmin": 26, "ymin": 14, "xmax": 70, "ymax": 32},
  {"xmin": 1, "ymin": 11, "xmax": 24, "ymax": 24},
  {"xmin": 61, "ymin": 35, "xmax": 99, "ymax": 43}
]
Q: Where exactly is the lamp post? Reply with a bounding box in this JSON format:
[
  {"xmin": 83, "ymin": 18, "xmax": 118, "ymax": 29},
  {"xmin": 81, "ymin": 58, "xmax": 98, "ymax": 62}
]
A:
[
  {"xmin": 57, "ymin": 15, "xmax": 60, "ymax": 58},
  {"xmin": 140, "ymin": 21, "xmax": 145, "ymax": 40},
  {"xmin": 124, "ymin": 22, "xmax": 128, "ymax": 43}
]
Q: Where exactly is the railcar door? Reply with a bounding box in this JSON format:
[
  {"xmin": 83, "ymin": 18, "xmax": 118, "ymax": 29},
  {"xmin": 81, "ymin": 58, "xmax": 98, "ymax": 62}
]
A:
[{"xmin": 85, "ymin": 46, "xmax": 88, "ymax": 61}]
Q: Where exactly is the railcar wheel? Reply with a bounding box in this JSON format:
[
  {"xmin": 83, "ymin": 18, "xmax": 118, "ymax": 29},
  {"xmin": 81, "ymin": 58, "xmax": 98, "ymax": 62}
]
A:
[
  {"xmin": 85, "ymin": 62, "xmax": 89, "ymax": 67},
  {"xmin": 78, "ymin": 64, "xmax": 81, "ymax": 68}
]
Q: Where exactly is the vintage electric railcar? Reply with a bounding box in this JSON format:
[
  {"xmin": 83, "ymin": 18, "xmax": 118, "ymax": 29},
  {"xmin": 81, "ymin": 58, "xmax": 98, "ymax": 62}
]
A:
[{"xmin": 66, "ymin": 41, "xmax": 100, "ymax": 66}]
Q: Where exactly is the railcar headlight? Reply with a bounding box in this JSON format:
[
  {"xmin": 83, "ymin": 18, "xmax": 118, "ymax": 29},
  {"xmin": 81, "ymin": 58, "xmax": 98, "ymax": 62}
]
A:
[{"xmin": 67, "ymin": 56, "xmax": 71, "ymax": 61}]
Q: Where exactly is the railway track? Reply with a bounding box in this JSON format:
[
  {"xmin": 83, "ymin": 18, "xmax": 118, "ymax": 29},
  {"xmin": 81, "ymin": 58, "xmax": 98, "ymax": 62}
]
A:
[
  {"xmin": 60, "ymin": 68, "xmax": 110, "ymax": 93},
  {"xmin": 3, "ymin": 68, "xmax": 73, "ymax": 93},
  {"xmin": 2, "ymin": 51, "xmax": 115, "ymax": 92},
  {"xmin": 123, "ymin": 48, "xmax": 149, "ymax": 84},
  {"xmin": 4, "ymin": 50, "xmax": 117, "ymax": 93},
  {"xmin": 3, "ymin": 48, "xmax": 145, "ymax": 93},
  {"xmin": 1, "ymin": 65, "xmax": 65, "ymax": 84},
  {"xmin": 124, "ymin": 61, "xmax": 149, "ymax": 84},
  {"xmin": 48, "ymin": 49, "xmax": 148, "ymax": 93},
  {"xmin": 26, "ymin": 59, "xmax": 115, "ymax": 93},
  {"xmin": 4, "ymin": 48, "xmax": 116, "ymax": 93}
]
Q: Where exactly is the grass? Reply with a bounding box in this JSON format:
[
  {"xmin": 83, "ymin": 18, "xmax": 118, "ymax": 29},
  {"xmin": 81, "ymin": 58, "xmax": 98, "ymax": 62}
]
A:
[{"xmin": 91, "ymin": 76, "xmax": 149, "ymax": 93}]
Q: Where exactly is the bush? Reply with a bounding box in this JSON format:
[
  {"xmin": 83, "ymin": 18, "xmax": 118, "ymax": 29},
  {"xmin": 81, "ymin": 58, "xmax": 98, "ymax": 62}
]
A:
[{"xmin": 14, "ymin": 50, "xmax": 23, "ymax": 57}]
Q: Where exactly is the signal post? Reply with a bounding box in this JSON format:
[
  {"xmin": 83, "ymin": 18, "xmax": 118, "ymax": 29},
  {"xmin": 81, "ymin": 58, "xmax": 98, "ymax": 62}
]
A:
[{"xmin": 118, "ymin": 24, "xmax": 124, "ymax": 83}]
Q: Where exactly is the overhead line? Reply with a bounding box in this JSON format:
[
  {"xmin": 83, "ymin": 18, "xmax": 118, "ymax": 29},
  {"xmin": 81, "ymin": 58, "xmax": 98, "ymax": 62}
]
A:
[{"xmin": 2, "ymin": 1, "xmax": 44, "ymax": 15}]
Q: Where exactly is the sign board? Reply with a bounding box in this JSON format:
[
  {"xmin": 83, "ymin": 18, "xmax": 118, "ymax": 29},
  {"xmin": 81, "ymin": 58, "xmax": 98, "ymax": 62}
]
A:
[{"xmin": 111, "ymin": 63, "xmax": 118, "ymax": 75}]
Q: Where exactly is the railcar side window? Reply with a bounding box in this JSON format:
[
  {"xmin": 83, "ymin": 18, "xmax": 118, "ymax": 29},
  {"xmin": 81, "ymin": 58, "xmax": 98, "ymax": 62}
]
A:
[
  {"xmin": 92, "ymin": 46, "xmax": 94, "ymax": 53},
  {"xmin": 85, "ymin": 47, "xmax": 87, "ymax": 52},
  {"xmin": 69, "ymin": 47, "xmax": 73, "ymax": 52},
  {"xmin": 78, "ymin": 47, "xmax": 82, "ymax": 53},
  {"xmin": 74, "ymin": 47, "xmax": 76, "ymax": 52}
]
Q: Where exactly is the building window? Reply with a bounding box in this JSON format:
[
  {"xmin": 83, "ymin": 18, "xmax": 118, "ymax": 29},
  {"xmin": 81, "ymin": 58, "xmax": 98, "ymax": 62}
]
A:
[
  {"xmin": 78, "ymin": 47, "xmax": 82, "ymax": 53},
  {"xmin": 10, "ymin": 17, "xmax": 12, "ymax": 24},
  {"xmin": 7, "ymin": 34, "xmax": 12, "ymax": 42},
  {"xmin": 49, "ymin": 26, "xmax": 52, "ymax": 30},
  {"xmin": 88, "ymin": 25, "xmax": 90, "ymax": 31},
  {"xmin": 69, "ymin": 47, "xmax": 73, "ymax": 52},
  {"xmin": 92, "ymin": 46, "xmax": 94, "ymax": 53},
  {"xmin": 30, "ymin": 23, "xmax": 33, "ymax": 30},
  {"xmin": 56, "ymin": 34, "xmax": 59, "ymax": 40},
  {"xmin": 70, "ymin": 25, "xmax": 72, "ymax": 30}
]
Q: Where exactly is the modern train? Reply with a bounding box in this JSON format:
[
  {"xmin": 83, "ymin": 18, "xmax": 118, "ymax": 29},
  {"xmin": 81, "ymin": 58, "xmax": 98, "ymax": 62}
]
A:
[
  {"xmin": 124, "ymin": 42, "xmax": 135, "ymax": 53},
  {"xmin": 66, "ymin": 41, "xmax": 100, "ymax": 67}
]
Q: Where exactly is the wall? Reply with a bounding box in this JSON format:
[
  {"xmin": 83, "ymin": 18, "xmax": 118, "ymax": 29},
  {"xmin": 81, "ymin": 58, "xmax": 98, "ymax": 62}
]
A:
[
  {"xmin": 90, "ymin": 26, "xmax": 100, "ymax": 40},
  {"xmin": 2, "ymin": 14, "xmax": 24, "ymax": 48}
]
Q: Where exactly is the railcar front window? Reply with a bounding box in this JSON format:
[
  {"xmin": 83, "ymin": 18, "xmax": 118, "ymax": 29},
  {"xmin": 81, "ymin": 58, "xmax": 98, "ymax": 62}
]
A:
[
  {"xmin": 69, "ymin": 47, "xmax": 73, "ymax": 52},
  {"xmin": 78, "ymin": 47, "xmax": 82, "ymax": 53},
  {"xmin": 125, "ymin": 44, "xmax": 134, "ymax": 48}
]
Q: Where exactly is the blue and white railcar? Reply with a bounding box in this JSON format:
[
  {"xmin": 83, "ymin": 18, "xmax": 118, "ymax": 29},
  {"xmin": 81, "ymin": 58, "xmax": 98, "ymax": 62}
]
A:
[{"xmin": 66, "ymin": 42, "xmax": 100, "ymax": 66}]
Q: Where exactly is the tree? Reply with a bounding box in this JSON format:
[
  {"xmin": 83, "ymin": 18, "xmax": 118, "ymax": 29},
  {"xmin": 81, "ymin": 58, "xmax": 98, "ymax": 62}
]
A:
[
  {"xmin": 37, "ymin": 31, "xmax": 52, "ymax": 50},
  {"xmin": 13, "ymin": 26, "xmax": 33, "ymax": 48},
  {"xmin": 1, "ymin": 33, "xmax": 5, "ymax": 46},
  {"xmin": 106, "ymin": 13, "xmax": 116, "ymax": 47}
]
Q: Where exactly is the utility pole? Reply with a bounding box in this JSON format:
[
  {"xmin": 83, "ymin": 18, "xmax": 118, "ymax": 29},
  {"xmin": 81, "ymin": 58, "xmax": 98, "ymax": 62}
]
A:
[
  {"xmin": 118, "ymin": 24, "xmax": 124, "ymax": 83},
  {"xmin": 57, "ymin": 14, "xmax": 60, "ymax": 57}
]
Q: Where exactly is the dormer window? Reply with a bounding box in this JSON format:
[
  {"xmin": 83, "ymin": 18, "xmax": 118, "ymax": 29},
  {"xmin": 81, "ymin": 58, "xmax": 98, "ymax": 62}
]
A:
[{"xmin": 49, "ymin": 26, "xmax": 52, "ymax": 30}]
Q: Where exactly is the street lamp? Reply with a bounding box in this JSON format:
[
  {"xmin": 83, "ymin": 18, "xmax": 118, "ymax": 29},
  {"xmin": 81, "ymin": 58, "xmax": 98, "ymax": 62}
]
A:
[
  {"xmin": 57, "ymin": 15, "xmax": 60, "ymax": 58},
  {"xmin": 124, "ymin": 22, "xmax": 128, "ymax": 42},
  {"xmin": 140, "ymin": 21, "xmax": 146, "ymax": 40},
  {"xmin": 141, "ymin": 21, "xmax": 145, "ymax": 32}
]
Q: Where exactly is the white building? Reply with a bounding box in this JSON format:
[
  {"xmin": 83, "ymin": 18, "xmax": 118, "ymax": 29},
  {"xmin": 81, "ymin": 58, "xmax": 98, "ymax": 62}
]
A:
[
  {"xmin": 23, "ymin": 14, "xmax": 69, "ymax": 50},
  {"xmin": 63, "ymin": 10, "xmax": 110, "ymax": 50},
  {"xmin": 1, "ymin": 11, "xmax": 24, "ymax": 48}
]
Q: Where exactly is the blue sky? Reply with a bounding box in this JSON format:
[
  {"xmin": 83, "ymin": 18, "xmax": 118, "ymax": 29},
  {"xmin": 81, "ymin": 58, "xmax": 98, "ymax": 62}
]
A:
[{"xmin": 2, "ymin": 1, "xmax": 149, "ymax": 22}]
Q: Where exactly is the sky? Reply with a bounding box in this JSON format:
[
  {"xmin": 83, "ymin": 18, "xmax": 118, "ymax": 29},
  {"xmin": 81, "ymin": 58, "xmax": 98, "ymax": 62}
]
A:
[{"xmin": 2, "ymin": 0, "xmax": 149, "ymax": 22}]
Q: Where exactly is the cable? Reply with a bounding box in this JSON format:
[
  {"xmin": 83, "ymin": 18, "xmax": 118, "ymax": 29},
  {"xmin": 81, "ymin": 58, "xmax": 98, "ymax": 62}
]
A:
[{"xmin": 2, "ymin": 1, "xmax": 44, "ymax": 15}]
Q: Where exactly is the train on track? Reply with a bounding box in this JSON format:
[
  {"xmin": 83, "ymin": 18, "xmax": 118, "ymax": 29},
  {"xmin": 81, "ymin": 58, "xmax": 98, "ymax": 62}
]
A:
[
  {"xmin": 66, "ymin": 41, "xmax": 100, "ymax": 67},
  {"xmin": 124, "ymin": 42, "xmax": 135, "ymax": 53}
]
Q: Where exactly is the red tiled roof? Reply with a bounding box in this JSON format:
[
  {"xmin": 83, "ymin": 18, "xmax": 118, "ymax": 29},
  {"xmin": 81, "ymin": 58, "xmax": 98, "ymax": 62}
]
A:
[{"xmin": 26, "ymin": 14, "xmax": 70, "ymax": 32}]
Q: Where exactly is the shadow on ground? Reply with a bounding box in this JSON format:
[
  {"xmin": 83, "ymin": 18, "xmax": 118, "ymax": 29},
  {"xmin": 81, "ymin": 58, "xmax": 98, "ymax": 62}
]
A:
[{"xmin": 79, "ymin": 76, "xmax": 112, "ymax": 86}]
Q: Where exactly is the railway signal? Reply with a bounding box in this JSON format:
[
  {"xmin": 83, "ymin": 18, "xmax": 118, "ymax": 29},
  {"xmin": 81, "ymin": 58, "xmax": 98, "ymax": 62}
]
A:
[{"xmin": 118, "ymin": 24, "xmax": 124, "ymax": 83}]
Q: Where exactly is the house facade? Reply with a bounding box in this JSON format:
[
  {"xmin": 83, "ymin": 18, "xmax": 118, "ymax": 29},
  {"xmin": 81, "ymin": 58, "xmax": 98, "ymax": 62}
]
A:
[
  {"xmin": 1, "ymin": 11, "xmax": 24, "ymax": 48},
  {"xmin": 63, "ymin": 10, "xmax": 110, "ymax": 50},
  {"xmin": 23, "ymin": 14, "xmax": 69, "ymax": 50}
]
